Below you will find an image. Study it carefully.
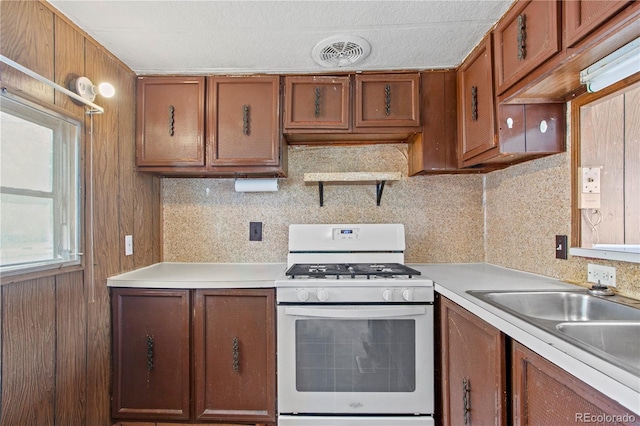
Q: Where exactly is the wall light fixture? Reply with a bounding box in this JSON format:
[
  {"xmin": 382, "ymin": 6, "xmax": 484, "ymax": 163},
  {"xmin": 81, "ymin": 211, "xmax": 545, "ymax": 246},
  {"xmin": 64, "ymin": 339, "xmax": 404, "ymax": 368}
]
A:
[{"xmin": 69, "ymin": 76, "xmax": 115, "ymax": 102}]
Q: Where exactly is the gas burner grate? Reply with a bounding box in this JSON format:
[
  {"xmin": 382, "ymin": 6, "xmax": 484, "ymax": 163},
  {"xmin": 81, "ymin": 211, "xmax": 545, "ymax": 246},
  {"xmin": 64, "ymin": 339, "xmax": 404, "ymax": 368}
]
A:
[{"xmin": 285, "ymin": 263, "xmax": 421, "ymax": 279}]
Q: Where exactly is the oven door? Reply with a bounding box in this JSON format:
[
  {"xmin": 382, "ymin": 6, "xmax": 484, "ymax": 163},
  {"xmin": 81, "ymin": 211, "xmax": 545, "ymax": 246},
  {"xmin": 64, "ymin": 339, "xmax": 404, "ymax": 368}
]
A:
[{"xmin": 277, "ymin": 304, "xmax": 434, "ymax": 416}]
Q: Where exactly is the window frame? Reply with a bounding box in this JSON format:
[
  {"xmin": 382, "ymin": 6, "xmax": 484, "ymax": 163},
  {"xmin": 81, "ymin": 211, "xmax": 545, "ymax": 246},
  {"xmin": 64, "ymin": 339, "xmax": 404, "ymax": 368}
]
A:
[
  {"xmin": 0, "ymin": 89, "xmax": 85, "ymax": 277},
  {"xmin": 570, "ymin": 73, "xmax": 640, "ymax": 263}
]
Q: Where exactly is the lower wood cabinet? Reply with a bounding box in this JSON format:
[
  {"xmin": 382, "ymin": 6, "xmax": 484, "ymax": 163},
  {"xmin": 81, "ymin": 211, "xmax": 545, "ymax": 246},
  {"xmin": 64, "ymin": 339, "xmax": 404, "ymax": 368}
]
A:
[
  {"xmin": 512, "ymin": 342, "xmax": 637, "ymax": 425},
  {"xmin": 439, "ymin": 295, "xmax": 508, "ymax": 425},
  {"xmin": 111, "ymin": 288, "xmax": 276, "ymax": 424},
  {"xmin": 439, "ymin": 296, "xmax": 638, "ymax": 425},
  {"xmin": 193, "ymin": 289, "xmax": 276, "ymax": 423},
  {"xmin": 111, "ymin": 288, "xmax": 191, "ymax": 421}
]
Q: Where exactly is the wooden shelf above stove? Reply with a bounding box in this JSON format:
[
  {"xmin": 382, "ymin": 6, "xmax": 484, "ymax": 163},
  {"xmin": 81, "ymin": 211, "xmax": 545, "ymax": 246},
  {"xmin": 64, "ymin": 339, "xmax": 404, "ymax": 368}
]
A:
[{"xmin": 303, "ymin": 172, "xmax": 402, "ymax": 207}]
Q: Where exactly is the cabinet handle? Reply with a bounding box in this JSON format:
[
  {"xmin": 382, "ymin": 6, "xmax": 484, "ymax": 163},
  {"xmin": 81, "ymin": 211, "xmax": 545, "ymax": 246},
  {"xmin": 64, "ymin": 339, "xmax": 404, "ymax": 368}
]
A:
[
  {"xmin": 147, "ymin": 335, "xmax": 154, "ymax": 372},
  {"xmin": 471, "ymin": 86, "xmax": 478, "ymax": 121},
  {"xmin": 517, "ymin": 13, "xmax": 527, "ymax": 61},
  {"xmin": 384, "ymin": 84, "xmax": 392, "ymax": 116},
  {"xmin": 242, "ymin": 105, "xmax": 250, "ymax": 136},
  {"xmin": 168, "ymin": 105, "xmax": 175, "ymax": 136},
  {"xmin": 314, "ymin": 87, "xmax": 322, "ymax": 118},
  {"xmin": 462, "ymin": 377, "xmax": 471, "ymax": 424},
  {"xmin": 232, "ymin": 336, "xmax": 240, "ymax": 372}
]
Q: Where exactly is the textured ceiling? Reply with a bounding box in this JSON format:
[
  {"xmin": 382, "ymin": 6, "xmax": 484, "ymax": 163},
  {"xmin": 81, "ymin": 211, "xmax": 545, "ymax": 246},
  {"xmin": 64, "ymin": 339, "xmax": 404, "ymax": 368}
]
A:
[{"xmin": 49, "ymin": 0, "xmax": 514, "ymax": 75}]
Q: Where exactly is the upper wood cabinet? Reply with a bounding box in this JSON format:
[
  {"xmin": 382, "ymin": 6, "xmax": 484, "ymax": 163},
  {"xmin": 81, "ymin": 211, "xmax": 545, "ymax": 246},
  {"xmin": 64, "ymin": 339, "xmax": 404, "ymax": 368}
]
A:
[
  {"xmin": 564, "ymin": 1, "xmax": 633, "ymax": 48},
  {"xmin": 283, "ymin": 73, "xmax": 420, "ymax": 143},
  {"xmin": 458, "ymin": 31, "xmax": 565, "ymax": 169},
  {"xmin": 497, "ymin": 0, "xmax": 639, "ymax": 102},
  {"xmin": 493, "ymin": 0, "xmax": 561, "ymax": 96},
  {"xmin": 136, "ymin": 75, "xmax": 285, "ymax": 176},
  {"xmin": 355, "ymin": 73, "xmax": 421, "ymax": 128},
  {"xmin": 283, "ymin": 76, "xmax": 350, "ymax": 131},
  {"xmin": 208, "ymin": 76, "xmax": 281, "ymax": 168},
  {"xmin": 458, "ymin": 35, "xmax": 497, "ymax": 167},
  {"xmin": 136, "ymin": 76, "xmax": 205, "ymax": 167},
  {"xmin": 408, "ymin": 71, "xmax": 462, "ymax": 175},
  {"xmin": 497, "ymin": 103, "xmax": 565, "ymax": 157}
]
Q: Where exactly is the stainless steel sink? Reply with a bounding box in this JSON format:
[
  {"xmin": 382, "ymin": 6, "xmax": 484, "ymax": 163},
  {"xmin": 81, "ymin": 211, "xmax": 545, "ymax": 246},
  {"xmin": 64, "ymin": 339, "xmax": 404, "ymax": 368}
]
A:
[
  {"xmin": 472, "ymin": 290, "xmax": 640, "ymax": 321},
  {"xmin": 466, "ymin": 290, "xmax": 640, "ymax": 376},
  {"xmin": 556, "ymin": 322, "xmax": 640, "ymax": 373}
]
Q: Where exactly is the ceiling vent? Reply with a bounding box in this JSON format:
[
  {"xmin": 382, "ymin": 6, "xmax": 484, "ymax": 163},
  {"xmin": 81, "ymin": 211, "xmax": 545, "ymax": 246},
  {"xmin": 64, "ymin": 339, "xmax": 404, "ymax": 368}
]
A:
[{"xmin": 312, "ymin": 35, "xmax": 371, "ymax": 68}]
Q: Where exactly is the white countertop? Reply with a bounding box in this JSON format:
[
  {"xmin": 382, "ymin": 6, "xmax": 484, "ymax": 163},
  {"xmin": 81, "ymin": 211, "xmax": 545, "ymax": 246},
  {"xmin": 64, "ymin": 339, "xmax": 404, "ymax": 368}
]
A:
[
  {"xmin": 107, "ymin": 262, "xmax": 286, "ymax": 289},
  {"xmin": 409, "ymin": 263, "xmax": 640, "ymax": 416}
]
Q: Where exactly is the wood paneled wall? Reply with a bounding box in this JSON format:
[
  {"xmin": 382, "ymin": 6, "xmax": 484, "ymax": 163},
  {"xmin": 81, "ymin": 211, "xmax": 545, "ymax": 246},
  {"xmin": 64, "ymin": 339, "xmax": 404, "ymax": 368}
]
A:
[{"xmin": 0, "ymin": 1, "xmax": 161, "ymax": 424}]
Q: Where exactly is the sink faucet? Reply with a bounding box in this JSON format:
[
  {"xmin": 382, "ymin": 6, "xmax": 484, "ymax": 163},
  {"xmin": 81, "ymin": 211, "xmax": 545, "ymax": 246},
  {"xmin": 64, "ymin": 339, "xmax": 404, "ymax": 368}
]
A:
[{"xmin": 587, "ymin": 282, "xmax": 614, "ymax": 296}]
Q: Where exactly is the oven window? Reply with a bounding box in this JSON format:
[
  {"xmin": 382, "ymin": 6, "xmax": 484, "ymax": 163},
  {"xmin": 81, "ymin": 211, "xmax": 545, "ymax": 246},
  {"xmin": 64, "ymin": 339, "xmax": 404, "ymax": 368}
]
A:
[{"xmin": 295, "ymin": 319, "xmax": 416, "ymax": 392}]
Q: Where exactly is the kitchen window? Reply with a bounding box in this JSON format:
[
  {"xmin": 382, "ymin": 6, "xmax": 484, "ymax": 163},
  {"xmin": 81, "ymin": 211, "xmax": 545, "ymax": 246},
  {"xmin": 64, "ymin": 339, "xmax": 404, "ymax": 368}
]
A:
[
  {"xmin": 0, "ymin": 91, "xmax": 82, "ymax": 275},
  {"xmin": 570, "ymin": 77, "xmax": 640, "ymax": 263}
]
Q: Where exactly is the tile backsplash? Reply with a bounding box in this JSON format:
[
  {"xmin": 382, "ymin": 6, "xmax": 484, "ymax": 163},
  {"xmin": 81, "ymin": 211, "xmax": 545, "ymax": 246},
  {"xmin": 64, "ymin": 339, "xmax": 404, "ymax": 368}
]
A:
[{"xmin": 163, "ymin": 142, "xmax": 639, "ymax": 299}]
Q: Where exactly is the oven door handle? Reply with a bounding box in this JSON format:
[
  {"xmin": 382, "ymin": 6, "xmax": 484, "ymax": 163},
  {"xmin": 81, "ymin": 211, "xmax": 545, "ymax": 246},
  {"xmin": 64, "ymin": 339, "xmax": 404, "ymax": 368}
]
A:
[{"xmin": 284, "ymin": 306, "xmax": 426, "ymax": 319}]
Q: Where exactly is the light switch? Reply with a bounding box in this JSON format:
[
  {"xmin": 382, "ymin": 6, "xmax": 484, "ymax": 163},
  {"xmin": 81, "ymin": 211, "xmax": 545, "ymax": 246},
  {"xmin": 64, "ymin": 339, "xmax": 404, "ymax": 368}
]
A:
[
  {"xmin": 125, "ymin": 235, "xmax": 133, "ymax": 256},
  {"xmin": 250, "ymin": 222, "xmax": 262, "ymax": 241}
]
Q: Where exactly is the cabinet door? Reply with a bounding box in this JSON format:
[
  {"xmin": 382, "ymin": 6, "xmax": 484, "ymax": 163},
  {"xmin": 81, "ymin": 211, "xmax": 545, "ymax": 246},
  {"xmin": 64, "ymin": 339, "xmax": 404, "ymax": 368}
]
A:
[
  {"xmin": 458, "ymin": 35, "xmax": 497, "ymax": 166},
  {"xmin": 194, "ymin": 289, "xmax": 276, "ymax": 423},
  {"xmin": 111, "ymin": 288, "xmax": 190, "ymax": 421},
  {"xmin": 136, "ymin": 76, "xmax": 205, "ymax": 166},
  {"xmin": 498, "ymin": 103, "xmax": 565, "ymax": 154},
  {"xmin": 355, "ymin": 73, "xmax": 420, "ymax": 128},
  {"xmin": 512, "ymin": 342, "xmax": 637, "ymax": 425},
  {"xmin": 564, "ymin": 1, "xmax": 632, "ymax": 48},
  {"xmin": 208, "ymin": 76, "xmax": 280, "ymax": 167},
  {"xmin": 494, "ymin": 0, "xmax": 561, "ymax": 95},
  {"xmin": 284, "ymin": 76, "xmax": 350, "ymax": 130},
  {"xmin": 440, "ymin": 296, "xmax": 507, "ymax": 426}
]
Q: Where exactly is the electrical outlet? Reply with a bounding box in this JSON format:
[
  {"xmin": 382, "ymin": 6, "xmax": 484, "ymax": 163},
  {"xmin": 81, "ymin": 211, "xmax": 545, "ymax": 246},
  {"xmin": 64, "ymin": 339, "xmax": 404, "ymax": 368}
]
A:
[
  {"xmin": 125, "ymin": 235, "xmax": 133, "ymax": 256},
  {"xmin": 587, "ymin": 263, "xmax": 616, "ymax": 287}
]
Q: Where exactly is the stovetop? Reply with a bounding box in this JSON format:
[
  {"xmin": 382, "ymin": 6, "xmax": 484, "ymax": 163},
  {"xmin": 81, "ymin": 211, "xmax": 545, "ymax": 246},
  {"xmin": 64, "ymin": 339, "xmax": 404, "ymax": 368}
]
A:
[{"xmin": 285, "ymin": 263, "xmax": 422, "ymax": 279}]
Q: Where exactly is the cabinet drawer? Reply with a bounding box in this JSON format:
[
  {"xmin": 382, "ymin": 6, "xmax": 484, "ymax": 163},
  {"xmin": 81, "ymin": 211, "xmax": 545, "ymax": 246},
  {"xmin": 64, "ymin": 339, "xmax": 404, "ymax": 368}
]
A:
[{"xmin": 494, "ymin": 0, "xmax": 561, "ymax": 95}]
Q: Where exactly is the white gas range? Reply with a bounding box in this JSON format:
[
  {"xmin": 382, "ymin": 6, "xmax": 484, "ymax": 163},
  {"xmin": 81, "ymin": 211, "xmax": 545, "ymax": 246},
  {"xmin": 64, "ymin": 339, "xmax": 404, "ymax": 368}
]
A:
[{"xmin": 275, "ymin": 224, "xmax": 435, "ymax": 426}]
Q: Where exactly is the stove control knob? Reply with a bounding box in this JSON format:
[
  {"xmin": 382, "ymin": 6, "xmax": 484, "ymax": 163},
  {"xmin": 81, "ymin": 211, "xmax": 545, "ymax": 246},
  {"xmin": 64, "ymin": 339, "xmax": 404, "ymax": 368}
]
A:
[
  {"xmin": 296, "ymin": 289, "xmax": 310, "ymax": 302},
  {"xmin": 316, "ymin": 289, "xmax": 329, "ymax": 302},
  {"xmin": 382, "ymin": 288, "xmax": 393, "ymax": 302},
  {"xmin": 402, "ymin": 288, "xmax": 414, "ymax": 302}
]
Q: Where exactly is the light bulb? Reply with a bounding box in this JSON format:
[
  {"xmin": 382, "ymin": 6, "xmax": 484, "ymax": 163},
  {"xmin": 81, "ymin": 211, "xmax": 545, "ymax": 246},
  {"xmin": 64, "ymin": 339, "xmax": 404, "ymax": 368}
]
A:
[{"xmin": 98, "ymin": 82, "xmax": 115, "ymax": 98}]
